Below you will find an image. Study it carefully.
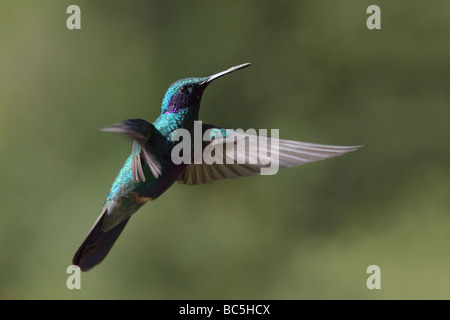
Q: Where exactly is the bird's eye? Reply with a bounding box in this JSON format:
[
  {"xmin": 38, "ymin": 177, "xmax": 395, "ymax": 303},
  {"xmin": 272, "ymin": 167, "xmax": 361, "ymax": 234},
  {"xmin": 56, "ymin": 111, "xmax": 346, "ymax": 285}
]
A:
[{"xmin": 179, "ymin": 85, "xmax": 190, "ymax": 94}]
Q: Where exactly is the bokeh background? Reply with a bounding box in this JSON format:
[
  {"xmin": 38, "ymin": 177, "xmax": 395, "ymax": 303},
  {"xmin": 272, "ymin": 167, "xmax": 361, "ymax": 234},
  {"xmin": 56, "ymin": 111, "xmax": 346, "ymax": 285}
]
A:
[{"xmin": 0, "ymin": 0, "xmax": 449, "ymax": 299}]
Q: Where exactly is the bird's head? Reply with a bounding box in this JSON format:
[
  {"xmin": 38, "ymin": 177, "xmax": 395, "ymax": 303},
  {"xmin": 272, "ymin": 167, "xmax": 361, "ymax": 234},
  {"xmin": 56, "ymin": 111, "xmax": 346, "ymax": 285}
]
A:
[{"xmin": 161, "ymin": 63, "xmax": 251, "ymax": 115}]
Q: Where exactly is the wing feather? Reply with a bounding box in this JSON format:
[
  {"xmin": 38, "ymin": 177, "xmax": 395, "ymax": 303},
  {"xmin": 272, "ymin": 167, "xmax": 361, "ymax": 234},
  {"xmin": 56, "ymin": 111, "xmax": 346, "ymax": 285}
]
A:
[{"xmin": 177, "ymin": 123, "xmax": 361, "ymax": 186}]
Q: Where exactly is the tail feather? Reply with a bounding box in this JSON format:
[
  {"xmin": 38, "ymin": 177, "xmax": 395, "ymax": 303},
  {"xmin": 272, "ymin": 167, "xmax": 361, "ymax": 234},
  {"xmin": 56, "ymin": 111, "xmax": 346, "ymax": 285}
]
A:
[{"xmin": 72, "ymin": 208, "xmax": 129, "ymax": 272}]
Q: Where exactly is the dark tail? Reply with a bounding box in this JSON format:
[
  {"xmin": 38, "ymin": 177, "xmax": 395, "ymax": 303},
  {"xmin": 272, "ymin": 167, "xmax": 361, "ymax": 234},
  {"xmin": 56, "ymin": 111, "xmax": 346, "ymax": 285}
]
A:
[{"xmin": 72, "ymin": 208, "xmax": 130, "ymax": 272}]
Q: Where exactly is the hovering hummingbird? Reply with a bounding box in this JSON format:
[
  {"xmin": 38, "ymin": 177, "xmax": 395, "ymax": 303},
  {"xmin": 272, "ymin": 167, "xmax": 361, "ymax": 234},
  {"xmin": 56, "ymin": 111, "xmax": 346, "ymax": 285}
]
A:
[{"xmin": 72, "ymin": 63, "xmax": 360, "ymax": 271}]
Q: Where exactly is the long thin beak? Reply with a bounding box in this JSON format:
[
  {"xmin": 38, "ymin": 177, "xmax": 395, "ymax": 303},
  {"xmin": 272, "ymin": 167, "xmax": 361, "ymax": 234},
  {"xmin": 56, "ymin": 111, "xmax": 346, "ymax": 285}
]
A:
[{"xmin": 202, "ymin": 63, "xmax": 251, "ymax": 85}]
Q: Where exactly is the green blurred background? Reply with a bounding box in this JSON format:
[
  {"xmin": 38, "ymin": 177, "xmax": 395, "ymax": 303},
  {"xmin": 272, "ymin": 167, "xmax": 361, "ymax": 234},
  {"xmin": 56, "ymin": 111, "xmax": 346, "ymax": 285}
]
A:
[{"xmin": 0, "ymin": 0, "xmax": 449, "ymax": 299}]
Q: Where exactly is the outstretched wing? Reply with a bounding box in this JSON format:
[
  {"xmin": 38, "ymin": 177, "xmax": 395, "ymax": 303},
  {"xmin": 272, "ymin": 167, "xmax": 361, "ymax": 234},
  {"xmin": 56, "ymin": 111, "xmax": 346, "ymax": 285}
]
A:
[{"xmin": 177, "ymin": 123, "xmax": 361, "ymax": 186}]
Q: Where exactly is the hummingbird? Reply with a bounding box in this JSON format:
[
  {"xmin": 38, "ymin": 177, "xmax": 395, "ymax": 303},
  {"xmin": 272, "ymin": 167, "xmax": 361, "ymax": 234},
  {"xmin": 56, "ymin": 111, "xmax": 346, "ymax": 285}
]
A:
[{"xmin": 72, "ymin": 63, "xmax": 360, "ymax": 271}]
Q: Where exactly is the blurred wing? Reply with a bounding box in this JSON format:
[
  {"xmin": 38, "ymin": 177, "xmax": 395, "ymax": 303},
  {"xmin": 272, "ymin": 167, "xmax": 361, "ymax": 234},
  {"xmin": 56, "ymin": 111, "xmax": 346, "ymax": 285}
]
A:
[
  {"xmin": 132, "ymin": 141, "xmax": 162, "ymax": 182},
  {"xmin": 177, "ymin": 123, "xmax": 361, "ymax": 186},
  {"xmin": 102, "ymin": 122, "xmax": 162, "ymax": 182},
  {"xmin": 131, "ymin": 141, "xmax": 146, "ymax": 182}
]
